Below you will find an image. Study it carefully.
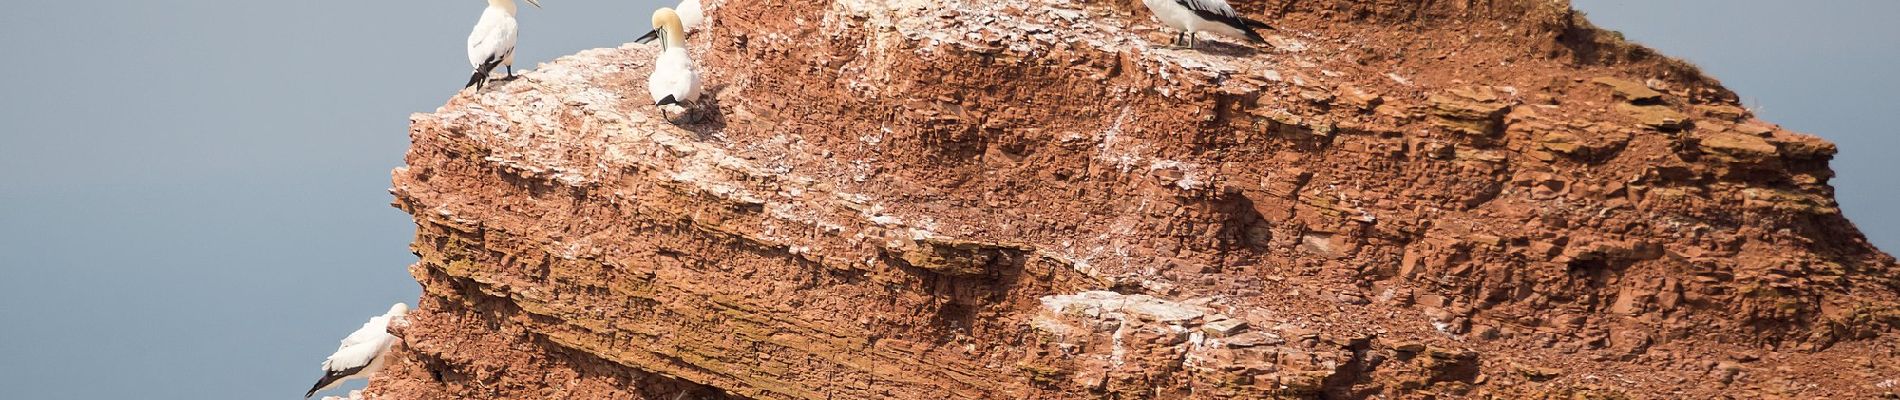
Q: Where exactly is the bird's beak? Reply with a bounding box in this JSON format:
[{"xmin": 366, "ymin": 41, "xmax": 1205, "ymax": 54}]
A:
[
  {"xmin": 635, "ymin": 29, "xmax": 660, "ymax": 44},
  {"xmin": 525, "ymin": 0, "xmax": 542, "ymax": 9}
]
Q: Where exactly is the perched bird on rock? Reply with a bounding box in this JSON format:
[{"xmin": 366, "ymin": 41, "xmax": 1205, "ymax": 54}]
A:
[
  {"xmin": 635, "ymin": 0, "xmax": 704, "ymax": 44},
  {"xmin": 646, "ymin": 7, "xmax": 703, "ymax": 120},
  {"xmin": 466, "ymin": 0, "xmax": 542, "ymax": 90},
  {"xmin": 1142, "ymin": 0, "xmax": 1271, "ymax": 49},
  {"xmin": 305, "ymin": 303, "xmax": 410, "ymax": 399}
]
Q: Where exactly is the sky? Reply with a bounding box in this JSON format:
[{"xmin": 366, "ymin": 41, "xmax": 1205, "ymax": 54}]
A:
[
  {"xmin": 0, "ymin": 1, "xmax": 668, "ymax": 399},
  {"xmin": 0, "ymin": 1, "xmax": 1892, "ymax": 399}
]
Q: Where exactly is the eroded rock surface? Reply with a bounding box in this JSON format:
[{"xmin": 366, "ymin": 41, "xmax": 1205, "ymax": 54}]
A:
[{"xmin": 366, "ymin": 0, "xmax": 1900, "ymax": 398}]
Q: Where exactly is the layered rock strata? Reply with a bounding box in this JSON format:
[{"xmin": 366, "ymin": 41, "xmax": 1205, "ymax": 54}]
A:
[{"xmin": 371, "ymin": 0, "xmax": 1900, "ymax": 398}]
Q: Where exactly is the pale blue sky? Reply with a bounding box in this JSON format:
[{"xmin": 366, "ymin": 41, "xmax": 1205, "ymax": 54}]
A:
[
  {"xmin": 0, "ymin": 1, "xmax": 666, "ymax": 398},
  {"xmin": 0, "ymin": 1, "xmax": 1892, "ymax": 399}
]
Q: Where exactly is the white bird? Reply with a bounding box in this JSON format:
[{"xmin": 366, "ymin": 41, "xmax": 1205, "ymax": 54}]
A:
[
  {"xmin": 465, "ymin": 0, "xmax": 543, "ymax": 90},
  {"xmin": 635, "ymin": 0, "xmax": 704, "ymax": 44},
  {"xmin": 646, "ymin": 8, "xmax": 703, "ymax": 119},
  {"xmin": 305, "ymin": 303, "xmax": 410, "ymax": 399},
  {"xmin": 1141, "ymin": 0, "xmax": 1272, "ymax": 49}
]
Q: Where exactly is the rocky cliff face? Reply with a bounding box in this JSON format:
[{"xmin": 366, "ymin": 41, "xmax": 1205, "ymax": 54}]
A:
[{"xmin": 372, "ymin": 0, "xmax": 1900, "ymax": 398}]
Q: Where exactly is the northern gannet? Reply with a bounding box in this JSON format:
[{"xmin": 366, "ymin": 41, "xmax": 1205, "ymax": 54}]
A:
[
  {"xmin": 635, "ymin": 0, "xmax": 704, "ymax": 44},
  {"xmin": 646, "ymin": 8, "xmax": 703, "ymax": 119},
  {"xmin": 305, "ymin": 303, "xmax": 410, "ymax": 399},
  {"xmin": 465, "ymin": 0, "xmax": 543, "ymax": 90},
  {"xmin": 1142, "ymin": 0, "xmax": 1272, "ymax": 48}
]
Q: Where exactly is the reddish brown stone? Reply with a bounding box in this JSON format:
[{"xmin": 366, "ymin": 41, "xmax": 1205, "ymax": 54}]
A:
[{"xmin": 368, "ymin": 1, "xmax": 1900, "ymax": 399}]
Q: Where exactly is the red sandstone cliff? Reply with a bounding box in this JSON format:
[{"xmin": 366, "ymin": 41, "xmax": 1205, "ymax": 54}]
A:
[{"xmin": 371, "ymin": 0, "xmax": 1900, "ymax": 398}]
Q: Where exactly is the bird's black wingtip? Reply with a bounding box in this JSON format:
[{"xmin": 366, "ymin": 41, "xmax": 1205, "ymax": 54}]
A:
[
  {"xmin": 635, "ymin": 29, "xmax": 660, "ymax": 44},
  {"xmin": 1235, "ymin": 17, "xmax": 1272, "ymax": 43},
  {"xmin": 1242, "ymin": 17, "xmax": 1275, "ymax": 31},
  {"xmin": 306, "ymin": 366, "xmax": 360, "ymax": 399},
  {"xmin": 465, "ymin": 70, "xmax": 487, "ymax": 90},
  {"xmin": 306, "ymin": 376, "xmax": 333, "ymax": 398},
  {"xmin": 656, "ymin": 95, "xmax": 679, "ymax": 106},
  {"xmin": 466, "ymin": 58, "xmax": 505, "ymax": 90}
]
